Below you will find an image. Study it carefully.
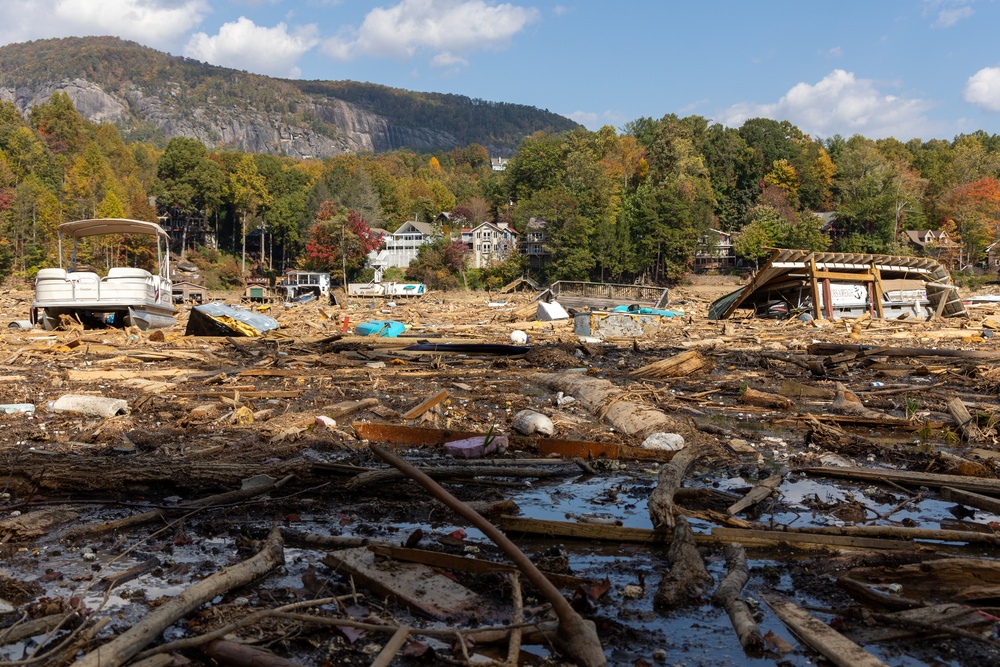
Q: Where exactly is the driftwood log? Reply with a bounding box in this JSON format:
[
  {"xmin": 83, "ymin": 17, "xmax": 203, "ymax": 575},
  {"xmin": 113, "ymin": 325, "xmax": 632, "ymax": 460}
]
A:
[
  {"xmin": 533, "ymin": 371, "xmax": 687, "ymax": 438},
  {"xmin": 711, "ymin": 544, "xmax": 763, "ymax": 653},
  {"xmin": 74, "ymin": 525, "xmax": 285, "ymax": 667},
  {"xmin": 654, "ymin": 516, "xmax": 712, "ymax": 611},
  {"xmin": 1, "ymin": 456, "xmax": 312, "ymax": 495},
  {"xmin": 648, "ymin": 444, "xmax": 704, "ymax": 530}
]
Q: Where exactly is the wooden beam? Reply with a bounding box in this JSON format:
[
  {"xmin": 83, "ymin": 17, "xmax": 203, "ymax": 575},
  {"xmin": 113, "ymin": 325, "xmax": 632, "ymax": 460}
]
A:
[
  {"xmin": 802, "ymin": 465, "xmax": 1000, "ymax": 495},
  {"xmin": 812, "ymin": 270, "xmax": 875, "ymax": 282},
  {"xmin": 763, "ymin": 594, "xmax": 891, "ymax": 667},
  {"xmin": 809, "ymin": 254, "xmax": 822, "ymax": 320},
  {"xmin": 939, "ymin": 486, "xmax": 1000, "ymax": 514},
  {"xmin": 871, "ymin": 261, "xmax": 884, "ymax": 319},
  {"xmin": 401, "ymin": 389, "xmax": 449, "ymax": 420}
]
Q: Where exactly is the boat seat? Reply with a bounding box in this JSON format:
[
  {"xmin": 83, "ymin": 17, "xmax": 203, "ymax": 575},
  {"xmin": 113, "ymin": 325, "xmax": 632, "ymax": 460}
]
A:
[
  {"xmin": 36, "ymin": 268, "xmax": 67, "ymax": 280},
  {"xmin": 106, "ymin": 267, "xmax": 151, "ymax": 279}
]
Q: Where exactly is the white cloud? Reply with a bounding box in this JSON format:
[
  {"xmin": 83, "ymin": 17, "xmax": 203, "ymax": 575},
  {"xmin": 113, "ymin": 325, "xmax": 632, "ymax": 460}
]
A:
[
  {"xmin": 964, "ymin": 66, "xmax": 1000, "ymax": 112},
  {"xmin": 0, "ymin": 0, "xmax": 209, "ymax": 49},
  {"xmin": 185, "ymin": 17, "xmax": 319, "ymax": 78},
  {"xmin": 824, "ymin": 46, "xmax": 843, "ymax": 58},
  {"xmin": 322, "ymin": 0, "xmax": 539, "ymax": 69},
  {"xmin": 567, "ymin": 109, "xmax": 624, "ymax": 130},
  {"xmin": 719, "ymin": 69, "xmax": 936, "ymax": 139},
  {"xmin": 431, "ymin": 51, "xmax": 468, "ymax": 68},
  {"xmin": 933, "ymin": 4, "xmax": 974, "ymax": 28}
]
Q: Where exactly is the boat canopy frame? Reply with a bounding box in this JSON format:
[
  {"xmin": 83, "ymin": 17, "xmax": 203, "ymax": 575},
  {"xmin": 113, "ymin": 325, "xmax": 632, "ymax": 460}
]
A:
[{"xmin": 56, "ymin": 218, "xmax": 170, "ymax": 279}]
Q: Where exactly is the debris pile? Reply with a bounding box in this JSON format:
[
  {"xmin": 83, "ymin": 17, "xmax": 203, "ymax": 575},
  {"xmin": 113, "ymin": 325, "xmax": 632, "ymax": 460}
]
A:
[{"xmin": 1, "ymin": 281, "xmax": 1000, "ymax": 666}]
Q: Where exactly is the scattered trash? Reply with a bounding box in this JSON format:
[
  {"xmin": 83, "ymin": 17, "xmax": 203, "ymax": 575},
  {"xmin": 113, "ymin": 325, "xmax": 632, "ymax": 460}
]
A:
[
  {"xmin": 444, "ymin": 434, "xmax": 508, "ymax": 458},
  {"xmin": 510, "ymin": 329, "xmax": 528, "ymax": 345},
  {"xmin": 511, "ymin": 409, "xmax": 555, "ymax": 436},
  {"xmin": 536, "ymin": 300, "xmax": 570, "ymax": 321},
  {"xmin": 0, "ymin": 403, "xmax": 35, "ymax": 414},
  {"xmin": 356, "ymin": 320, "xmax": 406, "ymax": 337},
  {"xmin": 47, "ymin": 394, "xmax": 128, "ymax": 418},
  {"xmin": 641, "ymin": 432, "xmax": 686, "ymax": 451},
  {"xmin": 185, "ymin": 302, "xmax": 279, "ymax": 336}
]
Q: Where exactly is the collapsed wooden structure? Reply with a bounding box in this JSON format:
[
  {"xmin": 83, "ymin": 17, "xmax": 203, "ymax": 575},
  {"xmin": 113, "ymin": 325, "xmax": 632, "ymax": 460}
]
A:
[
  {"xmin": 708, "ymin": 249, "xmax": 967, "ymax": 321},
  {"xmin": 537, "ymin": 280, "xmax": 670, "ymax": 311}
]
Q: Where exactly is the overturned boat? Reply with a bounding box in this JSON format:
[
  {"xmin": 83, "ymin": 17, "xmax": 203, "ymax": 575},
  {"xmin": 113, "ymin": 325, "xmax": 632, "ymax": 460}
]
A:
[
  {"xmin": 708, "ymin": 249, "xmax": 966, "ymax": 321},
  {"xmin": 31, "ymin": 219, "xmax": 177, "ymax": 330}
]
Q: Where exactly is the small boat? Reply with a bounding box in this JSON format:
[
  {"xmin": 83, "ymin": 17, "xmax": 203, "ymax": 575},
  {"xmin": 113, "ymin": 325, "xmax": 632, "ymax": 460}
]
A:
[{"xmin": 31, "ymin": 219, "xmax": 177, "ymax": 330}]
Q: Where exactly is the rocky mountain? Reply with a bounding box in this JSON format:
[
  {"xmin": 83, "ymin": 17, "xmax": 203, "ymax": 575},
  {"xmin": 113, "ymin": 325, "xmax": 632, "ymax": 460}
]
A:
[{"xmin": 0, "ymin": 37, "xmax": 579, "ymax": 158}]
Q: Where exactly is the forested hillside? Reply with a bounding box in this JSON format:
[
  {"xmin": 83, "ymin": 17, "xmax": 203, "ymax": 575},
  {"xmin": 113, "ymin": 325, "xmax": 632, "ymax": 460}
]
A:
[
  {"xmin": 0, "ymin": 37, "xmax": 578, "ymax": 157},
  {"xmin": 0, "ymin": 84, "xmax": 998, "ymax": 292}
]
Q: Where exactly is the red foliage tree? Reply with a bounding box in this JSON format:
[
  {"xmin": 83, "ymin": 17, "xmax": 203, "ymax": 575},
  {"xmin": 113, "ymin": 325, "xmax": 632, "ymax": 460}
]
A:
[{"xmin": 303, "ymin": 202, "xmax": 383, "ymax": 280}]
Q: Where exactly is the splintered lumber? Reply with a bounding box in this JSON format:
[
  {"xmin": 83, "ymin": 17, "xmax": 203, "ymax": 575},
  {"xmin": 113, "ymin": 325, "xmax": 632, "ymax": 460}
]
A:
[
  {"xmin": 807, "ymin": 342, "xmax": 1000, "ymax": 361},
  {"xmin": 322, "ymin": 547, "xmax": 482, "ymax": 620},
  {"xmin": 497, "ymin": 517, "xmax": 920, "ymax": 551},
  {"xmin": 946, "ymin": 397, "xmax": 982, "ymax": 441},
  {"xmin": 68, "ymin": 475, "xmax": 295, "ymax": 538},
  {"xmin": 738, "ymin": 387, "xmax": 793, "ymax": 410},
  {"xmin": 401, "ymin": 388, "xmax": 449, "ymax": 419},
  {"xmin": 2, "ymin": 457, "xmax": 311, "ymax": 495},
  {"xmin": 533, "ymin": 371, "xmax": 685, "ymax": 437},
  {"xmin": 343, "ymin": 464, "xmax": 569, "ymax": 490},
  {"xmin": 320, "ymin": 398, "xmax": 379, "ymax": 419},
  {"xmin": 369, "ymin": 445, "xmax": 607, "ymax": 667},
  {"xmin": 368, "ymin": 545, "xmax": 586, "ymax": 588},
  {"xmin": 802, "ymin": 466, "xmax": 1000, "ymax": 495},
  {"xmin": 0, "ymin": 507, "xmax": 79, "ymax": 541},
  {"xmin": 369, "ymin": 627, "xmax": 411, "ymax": 667},
  {"xmin": 712, "ymin": 544, "xmax": 763, "ymax": 653},
  {"xmin": 845, "ymin": 604, "xmax": 995, "ymax": 644},
  {"xmin": 779, "ymin": 380, "xmax": 835, "ymax": 399},
  {"xmin": 845, "ymin": 558, "xmax": 1000, "ymax": 606},
  {"xmin": 763, "ymin": 593, "xmax": 890, "ymax": 667},
  {"xmin": 74, "ymin": 526, "xmax": 285, "ymax": 667},
  {"xmin": 776, "ymin": 523, "xmax": 1000, "ymax": 546},
  {"xmin": 0, "ymin": 614, "xmax": 75, "ymax": 646},
  {"xmin": 940, "ymin": 486, "xmax": 1000, "ymax": 514},
  {"xmin": 654, "ymin": 516, "xmax": 712, "ymax": 610},
  {"xmin": 649, "ymin": 444, "xmax": 705, "ymax": 530},
  {"xmin": 728, "ymin": 469, "xmax": 786, "ymax": 515},
  {"xmin": 630, "ymin": 349, "xmax": 711, "ymax": 379}
]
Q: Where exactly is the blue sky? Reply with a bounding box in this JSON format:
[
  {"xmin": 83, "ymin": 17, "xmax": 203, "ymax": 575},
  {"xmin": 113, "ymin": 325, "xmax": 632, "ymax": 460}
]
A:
[{"xmin": 2, "ymin": 0, "xmax": 1000, "ymax": 141}]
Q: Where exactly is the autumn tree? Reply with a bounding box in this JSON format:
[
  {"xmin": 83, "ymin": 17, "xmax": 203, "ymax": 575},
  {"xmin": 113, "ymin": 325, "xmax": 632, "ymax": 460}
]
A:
[
  {"xmin": 941, "ymin": 177, "xmax": 1000, "ymax": 267},
  {"xmin": 302, "ymin": 202, "xmax": 382, "ymax": 285}
]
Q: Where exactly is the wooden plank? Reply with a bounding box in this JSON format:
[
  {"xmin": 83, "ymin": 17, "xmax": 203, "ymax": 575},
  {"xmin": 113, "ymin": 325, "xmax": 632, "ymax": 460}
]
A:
[
  {"xmin": 809, "ymin": 254, "xmax": 822, "ymax": 320},
  {"xmin": 352, "ymin": 421, "xmax": 668, "ymax": 460},
  {"xmin": 946, "ymin": 397, "xmax": 981, "ymax": 441},
  {"xmin": 940, "ymin": 486, "xmax": 1000, "ymax": 515},
  {"xmin": 368, "ymin": 545, "xmax": 587, "ymax": 589},
  {"xmin": 802, "ymin": 466, "xmax": 1000, "ymax": 495},
  {"xmin": 709, "ymin": 528, "xmax": 924, "ymax": 551},
  {"xmin": 727, "ymin": 470, "xmax": 785, "ymax": 515},
  {"xmin": 763, "ymin": 594, "xmax": 891, "ymax": 667},
  {"xmin": 812, "ymin": 270, "xmax": 875, "ymax": 282},
  {"xmin": 401, "ymin": 389, "xmax": 449, "ymax": 420},
  {"xmin": 845, "ymin": 604, "xmax": 991, "ymax": 644},
  {"xmin": 321, "ymin": 547, "xmax": 483, "ymax": 620},
  {"xmin": 497, "ymin": 518, "xmax": 921, "ymax": 551},
  {"xmin": 169, "ymin": 390, "xmax": 301, "ymax": 398},
  {"xmin": 871, "ymin": 261, "xmax": 884, "ymax": 319},
  {"xmin": 67, "ymin": 368, "xmax": 190, "ymax": 381}
]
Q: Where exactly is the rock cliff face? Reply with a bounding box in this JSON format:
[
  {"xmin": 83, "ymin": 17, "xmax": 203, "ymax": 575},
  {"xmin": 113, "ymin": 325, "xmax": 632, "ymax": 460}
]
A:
[{"xmin": 0, "ymin": 77, "xmax": 460, "ymax": 158}]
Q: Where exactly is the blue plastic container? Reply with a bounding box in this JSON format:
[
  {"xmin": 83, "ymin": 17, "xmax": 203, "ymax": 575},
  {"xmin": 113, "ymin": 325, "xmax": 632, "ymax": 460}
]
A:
[{"xmin": 356, "ymin": 320, "xmax": 406, "ymax": 337}]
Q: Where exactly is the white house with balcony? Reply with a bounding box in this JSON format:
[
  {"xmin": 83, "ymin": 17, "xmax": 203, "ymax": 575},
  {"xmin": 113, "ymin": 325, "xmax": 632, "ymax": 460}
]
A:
[
  {"xmin": 469, "ymin": 221, "xmax": 518, "ymax": 268},
  {"xmin": 369, "ymin": 219, "xmax": 439, "ymax": 269}
]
